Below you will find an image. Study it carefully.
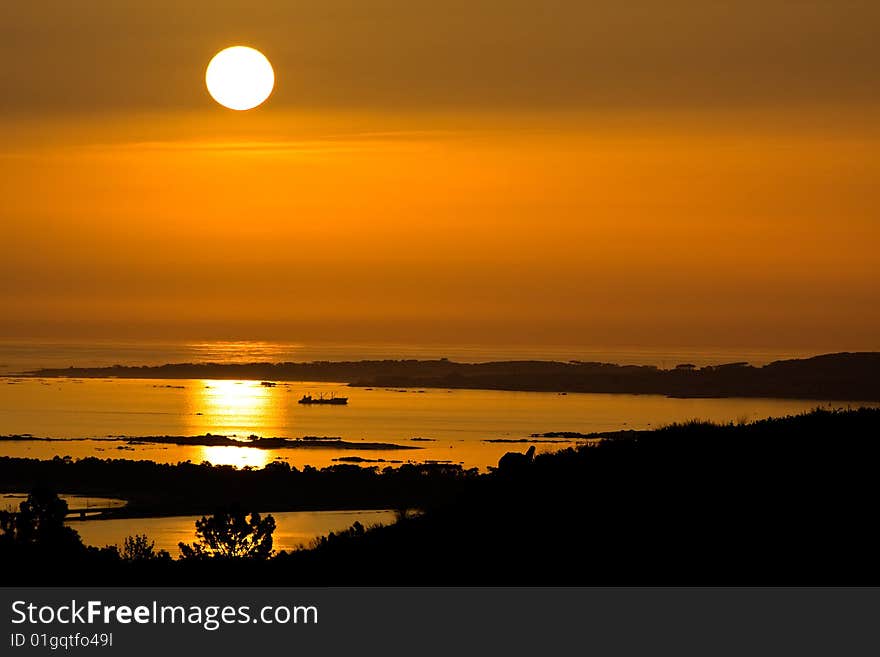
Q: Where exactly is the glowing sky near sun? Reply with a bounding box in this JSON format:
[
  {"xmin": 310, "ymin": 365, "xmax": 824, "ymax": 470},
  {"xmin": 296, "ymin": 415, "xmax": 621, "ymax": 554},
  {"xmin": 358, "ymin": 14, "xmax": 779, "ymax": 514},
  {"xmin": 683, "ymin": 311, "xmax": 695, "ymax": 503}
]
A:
[{"xmin": 1, "ymin": 1, "xmax": 878, "ymax": 350}]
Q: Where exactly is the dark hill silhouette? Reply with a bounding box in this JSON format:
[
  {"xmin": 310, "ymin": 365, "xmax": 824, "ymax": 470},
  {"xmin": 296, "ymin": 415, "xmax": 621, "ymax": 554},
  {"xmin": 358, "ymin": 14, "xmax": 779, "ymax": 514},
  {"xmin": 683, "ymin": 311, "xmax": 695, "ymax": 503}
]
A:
[
  {"xmin": 25, "ymin": 352, "xmax": 880, "ymax": 400},
  {"xmin": 275, "ymin": 407, "xmax": 880, "ymax": 585}
]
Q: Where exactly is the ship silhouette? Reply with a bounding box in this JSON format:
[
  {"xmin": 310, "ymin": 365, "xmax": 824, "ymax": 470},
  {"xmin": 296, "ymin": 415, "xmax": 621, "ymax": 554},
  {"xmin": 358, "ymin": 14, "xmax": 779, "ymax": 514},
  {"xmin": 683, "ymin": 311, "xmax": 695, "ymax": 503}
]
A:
[{"xmin": 298, "ymin": 393, "xmax": 348, "ymax": 405}]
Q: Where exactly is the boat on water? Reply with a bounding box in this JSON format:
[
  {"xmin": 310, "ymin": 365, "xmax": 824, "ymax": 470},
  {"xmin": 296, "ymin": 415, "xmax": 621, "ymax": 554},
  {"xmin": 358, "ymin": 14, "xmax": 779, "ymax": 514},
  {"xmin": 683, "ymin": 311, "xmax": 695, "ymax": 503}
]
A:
[{"xmin": 298, "ymin": 393, "xmax": 348, "ymax": 405}]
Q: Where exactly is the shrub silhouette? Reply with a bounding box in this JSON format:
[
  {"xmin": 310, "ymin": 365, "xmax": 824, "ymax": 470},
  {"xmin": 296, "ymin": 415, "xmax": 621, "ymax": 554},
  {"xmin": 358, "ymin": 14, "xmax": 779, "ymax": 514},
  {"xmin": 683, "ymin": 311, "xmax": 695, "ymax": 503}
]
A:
[{"xmin": 179, "ymin": 511, "xmax": 276, "ymax": 560}]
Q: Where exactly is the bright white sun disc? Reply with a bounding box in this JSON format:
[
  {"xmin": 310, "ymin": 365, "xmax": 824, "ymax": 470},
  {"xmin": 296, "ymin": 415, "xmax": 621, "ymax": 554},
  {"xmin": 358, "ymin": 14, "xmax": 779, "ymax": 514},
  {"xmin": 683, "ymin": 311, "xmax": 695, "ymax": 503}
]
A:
[{"xmin": 206, "ymin": 46, "xmax": 275, "ymax": 111}]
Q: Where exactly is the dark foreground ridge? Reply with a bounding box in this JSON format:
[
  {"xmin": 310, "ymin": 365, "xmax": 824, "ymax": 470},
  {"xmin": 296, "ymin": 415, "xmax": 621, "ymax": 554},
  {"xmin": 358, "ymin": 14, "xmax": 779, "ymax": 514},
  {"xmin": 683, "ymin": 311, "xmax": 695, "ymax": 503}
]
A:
[
  {"xmin": 2, "ymin": 407, "xmax": 879, "ymax": 585},
  {"xmin": 24, "ymin": 351, "xmax": 880, "ymax": 400}
]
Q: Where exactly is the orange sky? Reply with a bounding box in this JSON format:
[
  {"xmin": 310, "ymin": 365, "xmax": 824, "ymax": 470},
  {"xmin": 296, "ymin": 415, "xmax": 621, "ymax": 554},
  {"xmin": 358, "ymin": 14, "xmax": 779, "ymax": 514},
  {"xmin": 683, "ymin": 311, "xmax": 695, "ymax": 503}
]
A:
[{"xmin": 1, "ymin": 2, "xmax": 878, "ymax": 349}]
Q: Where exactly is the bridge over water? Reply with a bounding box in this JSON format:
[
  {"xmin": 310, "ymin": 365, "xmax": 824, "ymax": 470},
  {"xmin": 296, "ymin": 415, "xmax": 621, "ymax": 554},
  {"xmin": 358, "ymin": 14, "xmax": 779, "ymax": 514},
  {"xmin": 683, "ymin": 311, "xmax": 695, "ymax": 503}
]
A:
[
  {"xmin": 2, "ymin": 493, "xmax": 127, "ymax": 520},
  {"xmin": 65, "ymin": 505, "xmax": 125, "ymax": 520}
]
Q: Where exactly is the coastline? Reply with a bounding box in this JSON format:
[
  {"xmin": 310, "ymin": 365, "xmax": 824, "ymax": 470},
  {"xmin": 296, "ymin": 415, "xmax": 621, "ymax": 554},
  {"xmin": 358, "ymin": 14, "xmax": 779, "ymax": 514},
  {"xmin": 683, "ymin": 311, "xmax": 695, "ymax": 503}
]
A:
[{"xmin": 19, "ymin": 351, "xmax": 880, "ymax": 401}]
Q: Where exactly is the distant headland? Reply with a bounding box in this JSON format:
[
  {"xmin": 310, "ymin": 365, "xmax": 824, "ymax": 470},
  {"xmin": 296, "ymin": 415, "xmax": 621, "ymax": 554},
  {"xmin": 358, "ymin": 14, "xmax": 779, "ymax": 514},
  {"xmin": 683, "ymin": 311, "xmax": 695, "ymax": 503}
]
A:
[{"xmin": 21, "ymin": 352, "xmax": 880, "ymax": 401}]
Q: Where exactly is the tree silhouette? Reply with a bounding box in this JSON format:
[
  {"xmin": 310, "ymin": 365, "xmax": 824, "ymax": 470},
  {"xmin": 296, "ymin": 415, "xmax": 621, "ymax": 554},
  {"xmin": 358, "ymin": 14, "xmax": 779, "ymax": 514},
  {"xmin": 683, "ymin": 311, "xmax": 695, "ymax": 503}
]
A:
[
  {"xmin": 0, "ymin": 510, "xmax": 14, "ymax": 544},
  {"xmin": 9, "ymin": 488, "xmax": 82, "ymax": 549},
  {"xmin": 120, "ymin": 534, "xmax": 169, "ymax": 561},
  {"xmin": 179, "ymin": 511, "xmax": 276, "ymax": 560}
]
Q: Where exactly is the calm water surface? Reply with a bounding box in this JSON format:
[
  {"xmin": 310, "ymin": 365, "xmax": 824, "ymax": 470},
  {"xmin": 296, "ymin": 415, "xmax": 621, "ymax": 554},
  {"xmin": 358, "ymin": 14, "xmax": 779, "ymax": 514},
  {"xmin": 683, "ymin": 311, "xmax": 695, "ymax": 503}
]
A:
[
  {"xmin": 70, "ymin": 509, "xmax": 396, "ymax": 554},
  {"xmin": 0, "ymin": 377, "xmax": 858, "ymax": 470}
]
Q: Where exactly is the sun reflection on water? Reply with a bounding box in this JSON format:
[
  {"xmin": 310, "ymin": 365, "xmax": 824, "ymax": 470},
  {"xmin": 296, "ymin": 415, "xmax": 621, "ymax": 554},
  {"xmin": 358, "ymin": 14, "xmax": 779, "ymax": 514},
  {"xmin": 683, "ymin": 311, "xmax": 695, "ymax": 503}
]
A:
[
  {"xmin": 197, "ymin": 445, "xmax": 274, "ymax": 469},
  {"xmin": 200, "ymin": 379, "xmax": 273, "ymax": 420},
  {"xmin": 187, "ymin": 379, "xmax": 287, "ymax": 468},
  {"xmin": 189, "ymin": 378, "xmax": 287, "ymax": 435}
]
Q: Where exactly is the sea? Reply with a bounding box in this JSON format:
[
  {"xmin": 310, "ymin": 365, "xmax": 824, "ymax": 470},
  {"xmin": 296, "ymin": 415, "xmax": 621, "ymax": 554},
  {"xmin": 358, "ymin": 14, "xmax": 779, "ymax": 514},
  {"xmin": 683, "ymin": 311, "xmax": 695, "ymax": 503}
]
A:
[
  {"xmin": 1, "ymin": 339, "xmax": 866, "ymax": 551},
  {"xmin": 0, "ymin": 339, "xmax": 859, "ymax": 471}
]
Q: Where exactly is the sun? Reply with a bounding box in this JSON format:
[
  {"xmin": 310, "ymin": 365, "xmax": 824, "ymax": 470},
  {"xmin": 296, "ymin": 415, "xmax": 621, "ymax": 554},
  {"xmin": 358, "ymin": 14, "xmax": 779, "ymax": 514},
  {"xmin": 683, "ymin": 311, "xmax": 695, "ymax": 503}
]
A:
[{"xmin": 205, "ymin": 46, "xmax": 275, "ymax": 111}]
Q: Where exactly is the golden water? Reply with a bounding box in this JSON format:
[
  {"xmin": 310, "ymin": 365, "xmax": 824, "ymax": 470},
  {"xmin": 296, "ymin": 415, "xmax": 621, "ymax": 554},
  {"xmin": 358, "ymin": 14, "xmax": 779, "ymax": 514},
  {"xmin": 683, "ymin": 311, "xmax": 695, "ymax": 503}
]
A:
[{"xmin": 0, "ymin": 377, "xmax": 856, "ymax": 470}]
